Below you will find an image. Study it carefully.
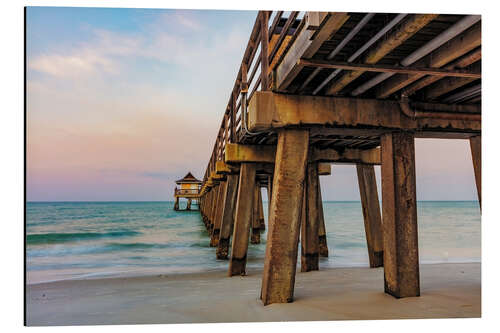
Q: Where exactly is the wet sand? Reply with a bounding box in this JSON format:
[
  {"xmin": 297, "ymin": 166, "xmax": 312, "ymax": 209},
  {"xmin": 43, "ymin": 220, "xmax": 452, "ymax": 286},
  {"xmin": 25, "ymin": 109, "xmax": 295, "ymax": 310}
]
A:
[{"xmin": 26, "ymin": 262, "xmax": 480, "ymax": 326}]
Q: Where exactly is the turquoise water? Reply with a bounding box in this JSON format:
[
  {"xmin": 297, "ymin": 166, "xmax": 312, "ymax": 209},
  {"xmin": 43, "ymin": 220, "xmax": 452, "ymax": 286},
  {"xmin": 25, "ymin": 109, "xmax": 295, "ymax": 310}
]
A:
[{"xmin": 26, "ymin": 201, "xmax": 481, "ymax": 284}]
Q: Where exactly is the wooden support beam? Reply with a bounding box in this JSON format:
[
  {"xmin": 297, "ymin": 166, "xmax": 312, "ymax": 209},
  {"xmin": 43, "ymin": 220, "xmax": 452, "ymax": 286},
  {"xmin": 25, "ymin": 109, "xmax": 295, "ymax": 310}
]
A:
[
  {"xmin": 469, "ymin": 135, "xmax": 481, "ymax": 208},
  {"xmin": 301, "ymin": 162, "xmax": 320, "ymax": 271},
  {"xmin": 313, "ymin": 147, "xmax": 381, "ymax": 165},
  {"xmin": 258, "ymin": 187, "xmax": 265, "ymax": 230},
  {"xmin": 381, "ymin": 132, "xmax": 420, "ymax": 298},
  {"xmin": 216, "ymin": 174, "xmax": 239, "ymax": 260},
  {"xmin": 325, "ymin": 14, "xmax": 438, "ymax": 95},
  {"xmin": 356, "ymin": 164, "xmax": 384, "ymax": 268},
  {"xmin": 318, "ymin": 162, "xmax": 331, "ymax": 175},
  {"xmin": 229, "ymin": 163, "xmax": 256, "ymax": 276},
  {"xmin": 276, "ymin": 12, "xmax": 349, "ymax": 91},
  {"xmin": 208, "ymin": 185, "xmax": 221, "ymax": 237},
  {"xmin": 299, "ymin": 58, "xmax": 480, "ymax": 78},
  {"xmin": 174, "ymin": 196, "xmax": 179, "ymax": 211},
  {"xmin": 210, "ymin": 180, "xmax": 227, "ymax": 247},
  {"xmin": 261, "ymin": 129, "xmax": 309, "ymax": 305},
  {"xmin": 317, "ymin": 173, "xmax": 328, "ymax": 257},
  {"xmin": 251, "ymin": 184, "xmax": 262, "ymax": 244},
  {"xmin": 227, "ymin": 142, "xmax": 382, "ymax": 165},
  {"xmin": 226, "ymin": 143, "xmax": 276, "ymax": 164},
  {"xmin": 376, "ymin": 22, "xmax": 481, "ymax": 98},
  {"xmin": 248, "ymin": 91, "xmax": 480, "ymax": 135}
]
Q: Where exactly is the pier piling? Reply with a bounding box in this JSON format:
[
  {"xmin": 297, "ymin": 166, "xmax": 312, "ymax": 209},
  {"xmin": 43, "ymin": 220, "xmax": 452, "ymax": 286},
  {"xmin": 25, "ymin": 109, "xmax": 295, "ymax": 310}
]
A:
[
  {"xmin": 261, "ymin": 129, "xmax": 309, "ymax": 305},
  {"xmin": 301, "ymin": 162, "xmax": 320, "ymax": 272},
  {"xmin": 229, "ymin": 163, "xmax": 256, "ymax": 276},
  {"xmin": 356, "ymin": 164, "xmax": 384, "ymax": 268},
  {"xmin": 381, "ymin": 132, "xmax": 420, "ymax": 298},
  {"xmin": 216, "ymin": 174, "xmax": 239, "ymax": 259}
]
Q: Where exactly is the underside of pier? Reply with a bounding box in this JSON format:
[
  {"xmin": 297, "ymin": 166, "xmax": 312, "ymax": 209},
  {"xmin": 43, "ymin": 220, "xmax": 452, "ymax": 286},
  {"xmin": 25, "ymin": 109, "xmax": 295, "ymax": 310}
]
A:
[{"xmin": 197, "ymin": 11, "xmax": 481, "ymax": 305}]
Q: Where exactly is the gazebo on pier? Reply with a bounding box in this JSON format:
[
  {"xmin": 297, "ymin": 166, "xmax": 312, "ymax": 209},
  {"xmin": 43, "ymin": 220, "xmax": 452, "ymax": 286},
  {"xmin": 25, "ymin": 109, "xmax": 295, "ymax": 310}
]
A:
[{"xmin": 174, "ymin": 172, "xmax": 202, "ymax": 211}]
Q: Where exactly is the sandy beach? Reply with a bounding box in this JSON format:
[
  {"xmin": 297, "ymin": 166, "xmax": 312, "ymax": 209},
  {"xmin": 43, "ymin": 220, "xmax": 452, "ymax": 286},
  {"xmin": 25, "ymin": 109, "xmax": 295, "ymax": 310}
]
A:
[{"xmin": 26, "ymin": 262, "xmax": 480, "ymax": 326}]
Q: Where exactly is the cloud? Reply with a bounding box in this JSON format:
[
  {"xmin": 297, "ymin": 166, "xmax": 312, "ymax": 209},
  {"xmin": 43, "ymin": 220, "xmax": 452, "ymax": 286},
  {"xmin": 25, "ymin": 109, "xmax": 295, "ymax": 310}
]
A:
[{"xmin": 29, "ymin": 49, "xmax": 118, "ymax": 77}]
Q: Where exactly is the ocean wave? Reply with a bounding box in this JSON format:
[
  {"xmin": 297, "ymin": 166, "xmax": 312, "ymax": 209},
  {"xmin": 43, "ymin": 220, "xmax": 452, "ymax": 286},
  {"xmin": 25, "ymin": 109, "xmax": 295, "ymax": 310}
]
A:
[{"xmin": 26, "ymin": 230, "xmax": 141, "ymax": 245}]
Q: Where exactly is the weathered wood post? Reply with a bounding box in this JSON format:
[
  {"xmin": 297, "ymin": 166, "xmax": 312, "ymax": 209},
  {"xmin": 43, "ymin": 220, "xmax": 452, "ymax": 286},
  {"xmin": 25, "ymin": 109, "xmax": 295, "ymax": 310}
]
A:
[
  {"xmin": 186, "ymin": 198, "xmax": 192, "ymax": 211},
  {"xmin": 174, "ymin": 197, "xmax": 179, "ymax": 211},
  {"xmin": 216, "ymin": 173, "xmax": 239, "ymax": 259},
  {"xmin": 208, "ymin": 186, "xmax": 218, "ymax": 235},
  {"xmin": 261, "ymin": 129, "xmax": 309, "ymax": 305},
  {"xmin": 210, "ymin": 180, "xmax": 227, "ymax": 247},
  {"xmin": 381, "ymin": 131, "xmax": 420, "ymax": 298},
  {"xmin": 251, "ymin": 184, "xmax": 261, "ymax": 244},
  {"xmin": 356, "ymin": 164, "xmax": 384, "ymax": 268},
  {"xmin": 301, "ymin": 162, "xmax": 320, "ymax": 272},
  {"xmin": 258, "ymin": 186, "xmax": 266, "ymax": 230},
  {"xmin": 317, "ymin": 173, "xmax": 328, "ymax": 257},
  {"xmin": 469, "ymin": 135, "xmax": 481, "ymax": 209},
  {"xmin": 228, "ymin": 163, "xmax": 256, "ymax": 275},
  {"xmin": 267, "ymin": 175, "xmax": 273, "ymax": 219}
]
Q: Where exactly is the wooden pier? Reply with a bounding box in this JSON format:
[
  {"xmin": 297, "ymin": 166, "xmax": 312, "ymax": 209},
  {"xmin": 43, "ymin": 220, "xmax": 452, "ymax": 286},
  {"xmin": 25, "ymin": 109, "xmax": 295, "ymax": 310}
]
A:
[{"xmin": 197, "ymin": 11, "xmax": 481, "ymax": 305}]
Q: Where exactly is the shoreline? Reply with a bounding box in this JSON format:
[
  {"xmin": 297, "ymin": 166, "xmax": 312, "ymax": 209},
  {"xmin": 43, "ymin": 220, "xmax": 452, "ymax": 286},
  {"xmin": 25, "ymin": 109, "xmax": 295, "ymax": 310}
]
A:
[
  {"xmin": 26, "ymin": 260, "xmax": 481, "ymax": 286},
  {"xmin": 26, "ymin": 262, "xmax": 481, "ymax": 326}
]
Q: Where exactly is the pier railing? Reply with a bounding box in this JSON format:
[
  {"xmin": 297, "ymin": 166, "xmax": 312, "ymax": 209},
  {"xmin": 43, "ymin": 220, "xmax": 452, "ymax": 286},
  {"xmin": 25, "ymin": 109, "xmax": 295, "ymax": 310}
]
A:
[{"xmin": 202, "ymin": 11, "xmax": 305, "ymax": 183}]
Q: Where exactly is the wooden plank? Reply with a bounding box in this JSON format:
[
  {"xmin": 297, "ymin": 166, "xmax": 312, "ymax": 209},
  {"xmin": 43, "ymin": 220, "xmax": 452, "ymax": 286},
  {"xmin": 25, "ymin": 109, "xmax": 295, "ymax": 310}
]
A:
[
  {"xmin": 376, "ymin": 22, "xmax": 481, "ymax": 98},
  {"xmin": 248, "ymin": 91, "xmax": 481, "ymax": 135},
  {"xmin": 269, "ymin": 11, "xmax": 299, "ymax": 64},
  {"xmin": 381, "ymin": 132, "xmax": 420, "ymax": 298},
  {"xmin": 469, "ymin": 135, "xmax": 481, "ymax": 208},
  {"xmin": 261, "ymin": 129, "xmax": 309, "ymax": 305},
  {"xmin": 298, "ymin": 58, "xmax": 481, "ymax": 78},
  {"xmin": 356, "ymin": 164, "xmax": 384, "ymax": 268},
  {"xmin": 423, "ymin": 62, "xmax": 480, "ymax": 100},
  {"xmin": 402, "ymin": 48, "xmax": 481, "ymax": 96},
  {"xmin": 301, "ymin": 163, "xmax": 320, "ymax": 272},
  {"xmin": 276, "ymin": 12, "xmax": 349, "ymax": 91},
  {"xmin": 326, "ymin": 14, "xmax": 438, "ymax": 95},
  {"xmin": 313, "ymin": 147, "xmax": 381, "ymax": 165},
  {"xmin": 229, "ymin": 163, "xmax": 256, "ymax": 276}
]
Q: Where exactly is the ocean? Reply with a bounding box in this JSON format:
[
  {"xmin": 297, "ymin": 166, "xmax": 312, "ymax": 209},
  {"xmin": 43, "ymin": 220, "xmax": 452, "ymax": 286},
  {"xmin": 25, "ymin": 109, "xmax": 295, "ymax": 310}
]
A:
[{"xmin": 26, "ymin": 201, "xmax": 481, "ymax": 284}]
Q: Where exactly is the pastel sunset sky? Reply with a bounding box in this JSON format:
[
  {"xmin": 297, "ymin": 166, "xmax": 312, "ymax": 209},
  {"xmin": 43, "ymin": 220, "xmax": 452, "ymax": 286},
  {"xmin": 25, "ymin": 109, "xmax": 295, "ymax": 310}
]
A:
[{"xmin": 26, "ymin": 7, "xmax": 479, "ymax": 201}]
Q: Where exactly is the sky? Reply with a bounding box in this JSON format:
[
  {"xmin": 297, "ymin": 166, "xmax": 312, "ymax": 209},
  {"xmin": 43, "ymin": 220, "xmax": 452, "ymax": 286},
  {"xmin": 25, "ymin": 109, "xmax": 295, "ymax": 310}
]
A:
[{"xmin": 26, "ymin": 7, "xmax": 479, "ymax": 201}]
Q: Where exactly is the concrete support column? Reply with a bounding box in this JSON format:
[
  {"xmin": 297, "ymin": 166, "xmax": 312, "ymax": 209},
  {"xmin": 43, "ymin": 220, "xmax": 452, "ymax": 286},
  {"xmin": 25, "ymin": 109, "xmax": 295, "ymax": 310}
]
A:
[
  {"xmin": 251, "ymin": 184, "xmax": 261, "ymax": 244},
  {"xmin": 261, "ymin": 129, "xmax": 309, "ymax": 305},
  {"xmin": 301, "ymin": 162, "xmax": 320, "ymax": 272},
  {"xmin": 469, "ymin": 135, "xmax": 481, "ymax": 209},
  {"xmin": 356, "ymin": 164, "xmax": 384, "ymax": 268},
  {"xmin": 317, "ymin": 174, "xmax": 328, "ymax": 257},
  {"xmin": 216, "ymin": 174, "xmax": 239, "ymax": 259},
  {"xmin": 228, "ymin": 163, "xmax": 256, "ymax": 276},
  {"xmin": 210, "ymin": 180, "xmax": 227, "ymax": 247},
  {"xmin": 381, "ymin": 131, "xmax": 420, "ymax": 298}
]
